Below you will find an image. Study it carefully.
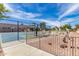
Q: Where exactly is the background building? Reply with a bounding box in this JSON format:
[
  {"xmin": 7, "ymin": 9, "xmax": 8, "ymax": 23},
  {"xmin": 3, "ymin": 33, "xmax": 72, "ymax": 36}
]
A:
[{"xmin": 0, "ymin": 23, "xmax": 31, "ymax": 32}]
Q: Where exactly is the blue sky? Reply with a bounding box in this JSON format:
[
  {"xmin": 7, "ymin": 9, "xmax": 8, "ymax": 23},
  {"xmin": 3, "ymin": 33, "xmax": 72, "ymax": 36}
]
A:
[{"xmin": 1, "ymin": 3, "xmax": 79, "ymax": 27}]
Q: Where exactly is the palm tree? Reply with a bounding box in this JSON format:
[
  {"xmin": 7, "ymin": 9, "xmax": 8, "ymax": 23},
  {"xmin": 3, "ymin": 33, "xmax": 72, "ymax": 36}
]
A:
[
  {"xmin": 75, "ymin": 24, "xmax": 79, "ymax": 30},
  {"xmin": 0, "ymin": 4, "xmax": 10, "ymax": 55},
  {"xmin": 0, "ymin": 4, "xmax": 10, "ymax": 19},
  {"xmin": 60, "ymin": 24, "xmax": 72, "ymax": 31},
  {"xmin": 61, "ymin": 24, "xmax": 72, "ymax": 43}
]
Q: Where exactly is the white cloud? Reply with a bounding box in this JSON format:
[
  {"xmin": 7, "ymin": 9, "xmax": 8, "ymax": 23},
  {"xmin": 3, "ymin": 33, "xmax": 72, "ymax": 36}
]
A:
[
  {"xmin": 43, "ymin": 18, "xmax": 79, "ymax": 27},
  {"xmin": 4, "ymin": 3, "xmax": 78, "ymax": 27},
  {"xmin": 6, "ymin": 10, "xmax": 41, "ymax": 20},
  {"xmin": 9, "ymin": 13, "xmax": 23, "ymax": 19},
  {"xmin": 3, "ymin": 4, "xmax": 41, "ymax": 19},
  {"xmin": 58, "ymin": 4, "xmax": 79, "ymax": 20},
  {"xmin": 2, "ymin": 3, "xmax": 67, "ymax": 27},
  {"xmin": 16, "ymin": 10, "xmax": 41, "ymax": 19},
  {"xmin": 38, "ymin": 19, "xmax": 61, "ymax": 27},
  {"xmin": 61, "ymin": 18, "xmax": 75, "ymax": 23},
  {"xmin": 3, "ymin": 3, "xmax": 14, "ymax": 11},
  {"xmin": 61, "ymin": 15, "xmax": 79, "ymax": 23}
]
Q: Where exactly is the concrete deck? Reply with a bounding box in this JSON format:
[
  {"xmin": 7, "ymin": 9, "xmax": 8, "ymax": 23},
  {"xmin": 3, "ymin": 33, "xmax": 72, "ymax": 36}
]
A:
[{"xmin": 2, "ymin": 42, "xmax": 53, "ymax": 56}]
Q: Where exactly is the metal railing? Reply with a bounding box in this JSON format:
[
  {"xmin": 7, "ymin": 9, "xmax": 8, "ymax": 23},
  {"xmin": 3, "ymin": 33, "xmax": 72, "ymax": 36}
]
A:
[
  {"xmin": 0, "ymin": 20, "xmax": 79, "ymax": 56},
  {"xmin": 26, "ymin": 32, "xmax": 79, "ymax": 56}
]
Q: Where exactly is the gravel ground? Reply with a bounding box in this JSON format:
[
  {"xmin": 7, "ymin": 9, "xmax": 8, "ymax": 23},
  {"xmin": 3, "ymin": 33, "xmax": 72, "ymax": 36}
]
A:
[{"xmin": 27, "ymin": 32, "xmax": 79, "ymax": 56}]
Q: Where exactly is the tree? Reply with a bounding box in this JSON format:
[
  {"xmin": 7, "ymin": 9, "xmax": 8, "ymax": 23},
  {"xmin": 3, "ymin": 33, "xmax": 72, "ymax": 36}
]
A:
[
  {"xmin": 40, "ymin": 22, "xmax": 46, "ymax": 30},
  {"xmin": 0, "ymin": 4, "xmax": 10, "ymax": 55},
  {"xmin": 75, "ymin": 24, "xmax": 79, "ymax": 30},
  {"xmin": 0, "ymin": 4, "xmax": 10, "ymax": 19},
  {"xmin": 60, "ymin": 24, "xmax": 72, "ymax": 31},
  {"xmin": 31, "ymin": 22, "xmax": 36, "ymax": 31},
  {"xmin": 31, "ymin": 22, "xmax": 39, "ymax": 36}
]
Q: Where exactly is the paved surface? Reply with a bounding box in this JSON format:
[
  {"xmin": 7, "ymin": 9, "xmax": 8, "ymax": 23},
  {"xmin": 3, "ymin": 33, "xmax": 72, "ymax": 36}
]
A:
[{"xmin": 2, "ymin": 42, "xmax": 53, "ymax": 56}]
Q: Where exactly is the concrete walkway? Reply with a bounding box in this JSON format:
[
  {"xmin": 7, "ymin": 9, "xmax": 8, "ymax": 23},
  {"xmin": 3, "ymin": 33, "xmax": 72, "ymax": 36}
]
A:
[{"xmin": 3, "ymin": 43, "xmax": 53, "ymax": 56}]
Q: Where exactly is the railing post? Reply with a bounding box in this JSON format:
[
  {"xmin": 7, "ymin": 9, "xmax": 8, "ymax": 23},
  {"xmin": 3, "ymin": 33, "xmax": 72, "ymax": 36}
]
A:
[
  {"xmin": 71, "ymin": 37, "xmax": 74, "ymax": 56},
  {"xmin": 17, "ymin": 21, "xmax": 19, "ymax": 40},
  {"xmin": 26, "ymin": 31, "xmax": 27, "ymax": 44}
]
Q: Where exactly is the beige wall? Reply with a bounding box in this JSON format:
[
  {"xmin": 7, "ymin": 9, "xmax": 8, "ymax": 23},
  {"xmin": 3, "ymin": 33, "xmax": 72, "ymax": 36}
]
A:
[{"xmin": 0, "ymin": 23, "xmax": 30, "ymax": 32}]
